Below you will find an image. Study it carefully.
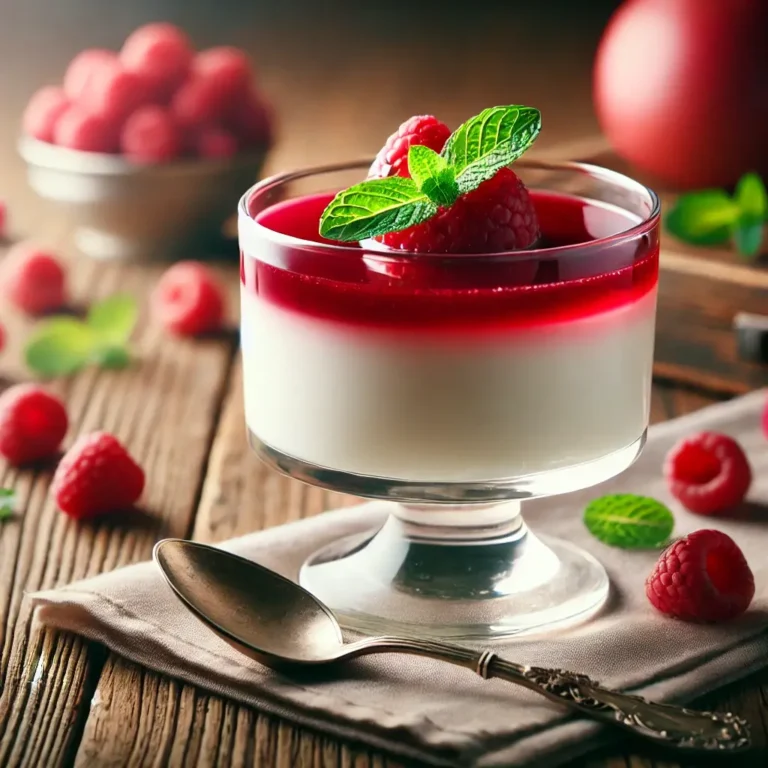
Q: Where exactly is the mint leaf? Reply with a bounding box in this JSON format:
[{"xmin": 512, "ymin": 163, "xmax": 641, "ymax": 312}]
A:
[
  {"xmin": 25, "ymin": 318, "xmax": 96, "ymax": 377},
  {"xmin": 407, "ymin": 145, "xmax": 459, "ymax": 207},
  {"xmin": 732, "ymin": 173, "xmax": 766, "ymax": 259},
  {"xmin": 735, "ymin": 173, "xmax": 768, "ymax": 222},
  {"xmin": 733, "ymin": 220, "xmax": 764, "ymax": 258},
  {"xmin": 319, "ymin": 176, "xmax": 437, "ymax": 241},
  {"xmin": 91, "ymin": 345, "xmax": 131, "ymax": 369},
  {"xmin": 584, "ymin": 494, "xmax": 674, "ymax": 549},
  {"xmin": 87, "ymin": 295, "xmax": 138, "ymax": 345},
  {"xmin": 665, "ymin": 190, "xmax": 739, "ymax": 246},
  {"xmin": 441, "ymin": 106, "xmax": 541, "ymax": 194},
  {"xmin": 0, "ymin": 489, "xmax": 15, "ymax": 520}
]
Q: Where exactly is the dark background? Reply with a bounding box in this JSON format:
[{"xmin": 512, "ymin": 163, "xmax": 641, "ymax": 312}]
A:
[{"xmin": 0, "ymin": 0, "xmax": 624, "ymax": 232}]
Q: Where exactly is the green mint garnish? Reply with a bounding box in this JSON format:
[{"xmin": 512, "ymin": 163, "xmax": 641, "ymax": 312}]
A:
[
  {"xmin": 584, "ymin": 494, "xmax": 674, "ymax": 549},
  {"xmin": 86, "ymin": 295, "xmax": 138, "ymax": 346},
  {"xmin": 0, "ymin": 489, "xmax": 15, "ymax": 520},
  {"xmin": 408, "ymin": 145, "xmax": 459, "ymax": 207},
  {"xmin": 25, "ymin": 294, "xmax": 138, "ymax": 378},
  {"xmin": 665, "ymin": 172, "xmax": 767, "ymax": 259},
  {"xmin": 319, "ymin": 176, "xmax": 436, "ymax": 241},
  {"xmin": 319, "ymin": 104, "xmax": 541, "ymax": 242},
  {"xmin": 441, "ymin": 105, "xmax": 541, "ymax": 194}
]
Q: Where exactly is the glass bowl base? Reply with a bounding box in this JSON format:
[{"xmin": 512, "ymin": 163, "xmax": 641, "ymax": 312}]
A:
[{"xmin": 299, "ymin": 512, "xmax": 609, "ymax": 640}]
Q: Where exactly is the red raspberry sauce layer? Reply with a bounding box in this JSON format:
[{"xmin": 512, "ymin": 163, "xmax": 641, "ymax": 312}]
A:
[{"xmin": 242, "ymin": 191, "xmax": 659, "ymax": 331}]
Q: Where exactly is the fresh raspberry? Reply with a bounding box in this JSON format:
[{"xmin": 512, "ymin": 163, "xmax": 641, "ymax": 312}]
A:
[
  {"xmin": 80, "ymin": 60, "xmax": 153, "ymax": 123},
  {"xmin": 52, "ymin": 431, "xmax": 145, "ymax": 519},
  {"xmin": 120, "ymin": 106, "xmax": 181, "ymax": 163},
  {"xmin": 646, "ymin": 529, "xmax": 754, "ymax": 622},
  {"xmin": 171, "ymin": 75, "xmax": 223, "ymax": 130},
  {"xmin": 193, "ymin": 47, "xmax": 252, "ymax": 103},
  {"xmin": 151, "ymin": 261, "xmax": 226, "ymax": 336},
  {"xmin": 1, "ymin": 242, "xmax": 67, "ymax": 315},
  {"xmin": 193, "ymin": 127, "xmax": 238, "ymax": 159},
  {"xmin": 22, "ymin": 86, "xmax": 70, "ymax": 143},
  {"xmin": 226, "ymin": 89, "xmax": 274, "ymax": 149},
  {"xmin": 368, "ymin": 115, "xmax": 451, "ymax": 179},
  {"xmin": 664, "ymin": 432, "xmax": 752, "ymax": 515},
  {"xmin": 0, "ymin": 384, "xmax": 68, "ymax": 466},
  {"xmin": 63, "ymin": 48, "xmax": 117, "ymax": 101},
  {"xmin": 378, "ymin": 167, "xmax": 540, "ymax": 253},
  {"xmin": 54, "ymin": 106, "xmax": 119, "ymax": 153},
  {"xmin": 121, "ymin": 23, "xmax": 193, "ymax": 99}
]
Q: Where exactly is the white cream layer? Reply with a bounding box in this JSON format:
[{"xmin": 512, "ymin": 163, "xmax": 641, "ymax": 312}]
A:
[{"xmin": 241, "ymin": 287, "xmax": 657, "ymax": 482}]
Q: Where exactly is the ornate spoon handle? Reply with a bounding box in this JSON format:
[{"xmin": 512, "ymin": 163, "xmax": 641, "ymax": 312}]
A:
[
  {"xmin": 346, "ymin": 638, "xmax": 751, "ymax": 752},
  {"xmin": 483, "ymin": 653, "xmax": 751, "ymax": 752}
]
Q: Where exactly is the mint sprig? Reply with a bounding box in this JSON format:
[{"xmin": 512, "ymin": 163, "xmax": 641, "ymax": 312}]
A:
[
  {"xmin": 319, "ymin": 105, "xmax": 541, "ymax": 242},
  {"xmin": 665, "ymin": 172, "xmax": 767, "ymax": 259},
  {"xmin": 408, "ymin": 146, "xmax": 459, "ymax": 207},
  {"xmin": 319, "ymin": 176, "xmax": 437, "ymax": 242},
  {"xmin": 584, "ymin": 494, "xmax": 674, "ymax": 549},
  {"xmin": 0, "ymin": 489, "xmax": 15, "ymax": 520},
  {"xmin": 441, "ymin": 105, "xmax": 541, "ymax": 194},
  {"xmin": 25, "ymin": 294, "xmax": 138, "ymax": 378}
]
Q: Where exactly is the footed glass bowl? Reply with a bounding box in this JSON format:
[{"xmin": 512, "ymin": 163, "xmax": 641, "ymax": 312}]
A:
[{"xmin": 238, "ymin": 158, "xmax": 660, "ymax": 639}]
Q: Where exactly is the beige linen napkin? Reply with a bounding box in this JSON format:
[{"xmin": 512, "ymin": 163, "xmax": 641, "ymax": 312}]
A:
[{"xmin": 32, "ymin": 390, "xmax": 768, "ymax": 767}]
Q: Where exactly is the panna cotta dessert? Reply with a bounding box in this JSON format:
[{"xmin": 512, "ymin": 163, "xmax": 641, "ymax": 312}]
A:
[
  {"xmin": 238, "ymin": 105, "xmax": 662, "ymax": 638},
  {"xmin": 239, "ymin": 106, "xmax": 659, "ymax": 495}
]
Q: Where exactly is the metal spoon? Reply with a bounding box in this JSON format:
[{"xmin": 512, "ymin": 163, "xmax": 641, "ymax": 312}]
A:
[{"xmin": 153, "ymin": 538, "xmax": 750, "ymax": 753}]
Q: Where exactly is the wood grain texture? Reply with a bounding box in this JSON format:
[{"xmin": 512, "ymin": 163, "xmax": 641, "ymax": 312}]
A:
[
  {"xmin": 0, "ymin": 259, "xmax": 237, "ymax": 767},
  {"xmin": 0, "ymin": 23, "xmax": 765, "ymax": 761}
]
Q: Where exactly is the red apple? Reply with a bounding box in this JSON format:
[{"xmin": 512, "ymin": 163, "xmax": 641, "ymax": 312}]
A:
[{"xmin": 594, "ymin": 0, "xmax": 768, "ymax": 190}]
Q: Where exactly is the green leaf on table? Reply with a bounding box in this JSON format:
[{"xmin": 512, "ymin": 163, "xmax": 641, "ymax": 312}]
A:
[
  {"xmin": 665, "ymin": 190, "xmax": 739, "ymax": 246},
  {"xmin": 0, "ymin": 489, "xmax": 15, "ymax": 520},
  {"xmin": 732, "ymin": 173, "xmax": 767, "ymax": 258},
  {"xmin": 584, "ymin": 494, "xmax": 674, "ymax": 549},
  {"xmin": 735, "ymin": 172, "xmax": 768, "ymax": 222},
  {"xmin": 319, "ymin": 176, "xmax": 437, "ymax": 241},
  {"xmin": 441, "ymin": 105, "xmax": 541, "ymax": 194},
  {"xmin": 25, "ymin": 318, "xmax": 96, "ymax": 377},
  {"xmin": 86, "ymin": 295, "xmax": 138, "ymax": 345},
  {"xmin": 91, "ymin": 345, "xmax": 131, "ymax": 370},
  {"xmin": 733, "ymin": 220, "xmax": 765, "ymax": 258},
  {"xmin": 407, "ymin": 145, "xmax": 459, "ymax": 207}
]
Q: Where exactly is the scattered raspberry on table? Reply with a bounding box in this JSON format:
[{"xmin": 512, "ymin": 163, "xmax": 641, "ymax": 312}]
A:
[
  {"xmin": 0, "ymin": 242, "xmax": 67, "ymax": 316},
  {"xmin": 646, "ymin": 529, "xmax": 755, "ymax": 622},
  {"xmin": 151, "ymin": 261, "xmax": 226, "ymax": 337},
  {"xmin": 0, "ymin": 384, "xmax": 69, "ymax": 466},
  {"xmin": 52, "ymin": 431, "xmax": 145, "ymax": 519},
  {"xmin": 664, "ymin": 432, "xmax": 752, "ymax": 515}
]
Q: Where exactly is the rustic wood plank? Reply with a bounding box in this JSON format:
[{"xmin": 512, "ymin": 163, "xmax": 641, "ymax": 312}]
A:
[
  {"xmin": 73, "ymin": 361, "xmax": 397, "ymax": 767},
  {"xmin": 655, "ymin": 269, "xmax": 768, "ymax": 394},
  {"xmin": 0, "ymin": 258, "xmax": 237, "ymax": 767}
]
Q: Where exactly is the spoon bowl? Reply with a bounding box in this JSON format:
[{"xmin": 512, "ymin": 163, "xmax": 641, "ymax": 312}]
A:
[{"xmin": 154, "ymin": 539, "xmax": 343, "ymax": 665}]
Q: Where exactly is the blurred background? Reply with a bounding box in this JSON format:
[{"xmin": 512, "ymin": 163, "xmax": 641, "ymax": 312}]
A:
[{"xmin": 0, "ymin": 0, "xmax": 623, "ymax": 234}]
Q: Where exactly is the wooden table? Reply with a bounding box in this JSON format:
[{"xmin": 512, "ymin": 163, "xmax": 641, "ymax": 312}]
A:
[{"xmin": 1, "ymin": 12, "xmax": 768, "ymax": 766}]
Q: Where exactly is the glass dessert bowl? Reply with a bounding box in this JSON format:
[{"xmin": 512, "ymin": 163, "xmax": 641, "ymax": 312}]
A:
[{"xmin": 238, "ymin": 157, "xmax": 660, "ymax": 639}]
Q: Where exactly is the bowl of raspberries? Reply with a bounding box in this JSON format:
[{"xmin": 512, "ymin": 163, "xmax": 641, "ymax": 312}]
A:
[{"xmin": 18, "ymin": 22, "xmax": 274, "ymax": 261}]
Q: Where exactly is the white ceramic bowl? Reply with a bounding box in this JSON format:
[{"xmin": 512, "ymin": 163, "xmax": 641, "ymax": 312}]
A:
[{"xmin": 19, "ymin": 137, "xmax": 267, "ymax": 260}]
